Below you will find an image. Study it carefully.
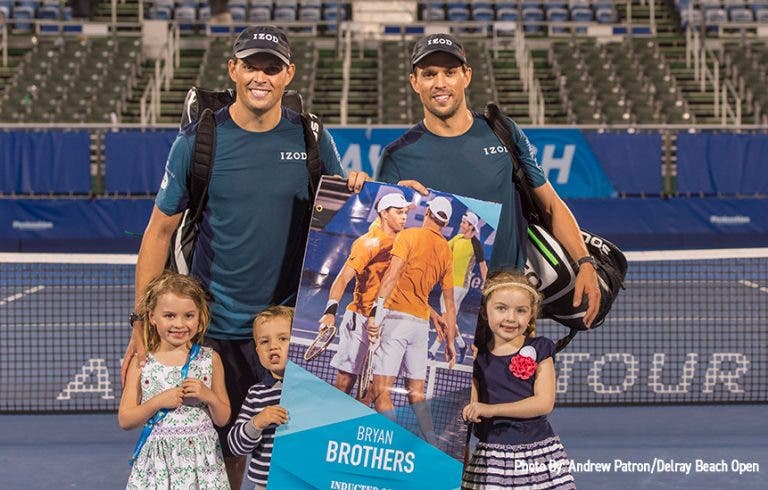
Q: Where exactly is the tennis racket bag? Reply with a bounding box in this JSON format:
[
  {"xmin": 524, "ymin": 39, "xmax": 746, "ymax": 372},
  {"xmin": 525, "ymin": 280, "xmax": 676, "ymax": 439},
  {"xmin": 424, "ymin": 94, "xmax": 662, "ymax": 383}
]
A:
[
  {"xmin": 484, "ymin": 103, "xmax": 628, "ymax": 350},
  {"xmin": 166, "ymin": 88, "xmax": 324, "ymax": 286}
]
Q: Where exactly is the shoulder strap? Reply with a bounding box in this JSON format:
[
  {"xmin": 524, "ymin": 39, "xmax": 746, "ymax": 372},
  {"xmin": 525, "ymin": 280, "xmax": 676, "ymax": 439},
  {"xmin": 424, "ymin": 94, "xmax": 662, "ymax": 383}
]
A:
[
  {"xmin": 188, "ymin": 108, "xmax": 216, "ymax": 223},
  {"xmin": 300, "ymin": 111, "xmax": 323, "ymax": 199},
  {"xmin": 482, "ymin": 103, "xmax": 543, "ymax": 226},
  {"xmin": 129, "ymin": 344, "xmax": 202, "ymax": 466}
]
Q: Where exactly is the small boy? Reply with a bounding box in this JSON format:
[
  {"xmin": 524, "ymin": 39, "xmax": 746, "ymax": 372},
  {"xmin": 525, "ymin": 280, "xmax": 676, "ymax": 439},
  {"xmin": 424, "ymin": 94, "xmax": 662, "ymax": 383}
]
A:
[{"xmin": 227, "ymin": 306, "xmax": 292, "ymax": 489}]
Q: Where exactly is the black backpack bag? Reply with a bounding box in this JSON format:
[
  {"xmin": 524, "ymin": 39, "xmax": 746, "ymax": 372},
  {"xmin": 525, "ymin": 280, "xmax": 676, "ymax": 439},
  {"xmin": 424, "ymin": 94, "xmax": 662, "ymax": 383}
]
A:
[
  {"xmin": 166, "ymin": 88, "xmax": 324, "ymax": 304},
  {"xmin": 483, "ymin": 103, "xmax": 628, "ymax": 351}
]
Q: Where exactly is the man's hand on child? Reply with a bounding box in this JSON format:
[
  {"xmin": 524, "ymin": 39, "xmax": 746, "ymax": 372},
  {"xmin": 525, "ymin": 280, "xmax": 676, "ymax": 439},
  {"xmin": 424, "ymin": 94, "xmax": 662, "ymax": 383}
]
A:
[
  {"xmin": 252, "ymin": 405, "xmax": 289, "ymax": 429},
  {"xmin": 462, "ymin": 402, "xmax": 494, "ymax": 423}
]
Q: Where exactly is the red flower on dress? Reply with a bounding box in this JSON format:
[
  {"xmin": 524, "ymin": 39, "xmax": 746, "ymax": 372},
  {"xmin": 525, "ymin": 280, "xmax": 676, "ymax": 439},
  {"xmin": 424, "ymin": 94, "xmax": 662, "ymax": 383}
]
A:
[{"xmin": 509, "ymin": 354, "xmax": 538, "ymax": 380}]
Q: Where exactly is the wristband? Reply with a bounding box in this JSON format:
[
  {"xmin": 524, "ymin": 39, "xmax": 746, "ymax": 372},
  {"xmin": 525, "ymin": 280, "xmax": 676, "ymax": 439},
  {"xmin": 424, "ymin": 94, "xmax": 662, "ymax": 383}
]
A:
[
  {"xmin": 323, "ymin": 300, "xmax": 339, "ymax": 316},
  {"xmin": 577, "ymin": 256, "xmax": 597, "ymax": 269}
]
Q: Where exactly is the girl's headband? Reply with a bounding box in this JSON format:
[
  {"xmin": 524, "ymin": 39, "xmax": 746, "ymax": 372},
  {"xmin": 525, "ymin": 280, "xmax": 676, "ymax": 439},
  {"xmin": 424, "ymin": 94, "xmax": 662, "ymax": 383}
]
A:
[{"xmin": 483, "ymin": 282, "xmax": 541, "ymax": 301}]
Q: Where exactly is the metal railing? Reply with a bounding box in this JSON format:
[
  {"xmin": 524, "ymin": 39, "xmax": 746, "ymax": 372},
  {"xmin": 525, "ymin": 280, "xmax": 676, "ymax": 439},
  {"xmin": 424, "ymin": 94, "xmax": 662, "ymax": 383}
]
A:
[
  {"xmin": 139, "ymin": 24, "xmax": 179, "ymax": 126},
  {"xmin": 687, "ymin": 27, "xmax": 742, "ymax": 126}
]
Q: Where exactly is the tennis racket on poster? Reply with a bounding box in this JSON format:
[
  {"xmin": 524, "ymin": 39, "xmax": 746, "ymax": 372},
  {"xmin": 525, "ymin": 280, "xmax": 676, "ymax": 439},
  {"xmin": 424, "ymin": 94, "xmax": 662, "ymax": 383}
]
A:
[
  {"xmin": 357, "ymin": 297, "xmax": 385, "ymax": 399},
  {"xmin": 303, "ymin": 324, "xmax": 337, "ymax": 361}
]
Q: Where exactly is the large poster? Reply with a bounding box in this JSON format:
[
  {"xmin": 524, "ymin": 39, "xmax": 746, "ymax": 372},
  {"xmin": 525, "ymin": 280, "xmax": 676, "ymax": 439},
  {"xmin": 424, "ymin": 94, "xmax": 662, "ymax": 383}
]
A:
[{"xmin": 269, "ymin": 177, "xmax": 502, "ymax": 489}]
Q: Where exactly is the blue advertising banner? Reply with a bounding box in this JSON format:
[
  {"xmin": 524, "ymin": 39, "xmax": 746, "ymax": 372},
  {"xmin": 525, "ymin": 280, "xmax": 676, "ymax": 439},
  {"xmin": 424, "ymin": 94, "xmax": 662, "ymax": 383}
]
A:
[
  {"xmin": 0, "ymin": 130, "xmax": 91, "ymax": 194},
  {"xmin": 104, "ymin": 130, "xmax": 177, "ymax": 193},
  {"xmin": 0, "ymin": 198, "xmax": 153, "ymax": 252},
  {"xmin": 676, "ymin": 132, "xmax": 768, "ymax": 195},
  {"xmin": 524, "ymin": 128, "xmax": 617, "ymax": 198},
  {"xmin": 270, "ymin": 177, "xmax": 502, "ymax": 489},
  {"xmin": 566, "ymin": 197, "xmax": 768, "ymax": 250},
  {"xmin": 583, "ymin": 132, "xmax": 662, "ymax": 194},
  {"xmin": 328, "ymin": 127, "xmax": 620, "ymax": 198}
]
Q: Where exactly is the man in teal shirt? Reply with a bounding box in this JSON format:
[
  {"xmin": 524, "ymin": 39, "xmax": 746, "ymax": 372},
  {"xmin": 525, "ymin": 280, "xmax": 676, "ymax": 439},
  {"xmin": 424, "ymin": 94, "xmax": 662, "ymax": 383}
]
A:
[
  {"xmin": 377, "ymin": 33, "xmax": 600, "ymax": 327},
  {"xmin": 122, "ymin": 26, "xmax": 366, "ymax": 488}
]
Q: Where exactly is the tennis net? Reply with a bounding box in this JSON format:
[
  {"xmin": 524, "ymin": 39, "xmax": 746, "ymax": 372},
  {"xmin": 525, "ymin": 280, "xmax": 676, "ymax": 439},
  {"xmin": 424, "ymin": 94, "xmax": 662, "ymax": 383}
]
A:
[{"xmin": 0, "ymin": 248, "xmax": 766, "ymax": 414}]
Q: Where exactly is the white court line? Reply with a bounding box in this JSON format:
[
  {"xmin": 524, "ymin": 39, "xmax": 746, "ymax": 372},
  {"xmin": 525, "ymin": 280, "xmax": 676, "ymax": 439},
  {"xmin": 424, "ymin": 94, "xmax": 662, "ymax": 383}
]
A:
[
  {"xmin": 739, "ymin": 280, "xmax": 768, "ymax": 294},
  {"xmin": 0, "ymin": 285, "xmax": 45, "ymax": 306}
]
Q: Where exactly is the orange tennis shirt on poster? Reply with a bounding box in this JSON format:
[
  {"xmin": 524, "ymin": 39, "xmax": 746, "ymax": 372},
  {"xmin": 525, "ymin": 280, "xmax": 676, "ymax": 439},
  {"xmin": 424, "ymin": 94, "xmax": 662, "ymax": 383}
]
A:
[
  {"xmin": 345, "ymin": 225, "xmax": 395, "ymax": 315},
  {"xmin": 385, "ymin": 227, "xmax": 454, "ymax": 320}
]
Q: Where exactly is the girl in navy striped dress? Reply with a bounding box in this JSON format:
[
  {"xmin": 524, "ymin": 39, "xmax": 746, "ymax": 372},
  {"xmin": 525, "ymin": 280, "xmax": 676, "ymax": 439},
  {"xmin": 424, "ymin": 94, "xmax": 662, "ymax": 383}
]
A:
[
  {"xmin": 462, "ymin": 272, "xmax": 576, "ymax": 489},
  {"xmin": 227, "ymin": 306, "xmax": 293, "ymax": 490}
]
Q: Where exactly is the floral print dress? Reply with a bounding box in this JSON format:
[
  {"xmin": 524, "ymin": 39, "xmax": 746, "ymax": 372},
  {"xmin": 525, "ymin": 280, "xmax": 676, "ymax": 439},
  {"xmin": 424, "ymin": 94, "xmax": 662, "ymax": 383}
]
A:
[{"xmin": 127, "ymin": 347, "xmax": 229, "ymax": 490}]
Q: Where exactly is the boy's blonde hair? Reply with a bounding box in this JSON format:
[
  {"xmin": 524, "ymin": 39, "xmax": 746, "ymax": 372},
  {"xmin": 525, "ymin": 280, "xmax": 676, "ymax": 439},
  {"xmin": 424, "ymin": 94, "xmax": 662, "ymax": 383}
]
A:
[
  {"xmin": 252, "ymin": 305, "xmax": 294, "ymax": 339},
  {"xmin": 140, "ymin": 272, "xmax": 211, "ymax": 352}
]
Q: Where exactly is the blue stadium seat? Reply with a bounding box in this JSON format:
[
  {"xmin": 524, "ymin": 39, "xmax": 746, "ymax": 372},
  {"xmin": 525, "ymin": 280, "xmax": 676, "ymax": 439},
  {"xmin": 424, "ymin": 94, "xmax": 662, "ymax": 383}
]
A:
[
  {"xmin": 569, "ymin": 0, "xmax": 590, "ymax": 8},
  {"xmin": 13, "ymin": 6, "xmax": 35, "ymax": 31},
  {"xmin": 522, "ymin": 0, "xmax": 542, "ymax": 8},
  {"xmin": 149, "ymin": 6, "xmax": 173, "ymax": 19},
  {"xmin": 544, "ymin": 0, "xmax": 568, "ymax": 10},
  {"xmin": 704, "ymin": 7, "xmax": 727, "ymax": 29},
  {"xmin": 722, "ymin": 0, "xmax": 745, "ymax": 11},
  {"xmin": 750, "ymin": 0, "xmax": 768, "ymax": 13},
  {"xmin": 229, "ymin": 5, "xmax": 246, "ymax": 21},
  {"xmin": 177, "ymin": 0, "xmax": 198, "ymax": 7},
  {"xmin": 472, "ymin": 6, "xmax": 494, "ymax": 20},
  {"xmin": 275, "ymin": 0, "xmax": 297, "ymax": 7},
  {"xmin": 497, "ymin": 6, "xmax": 519, "ymax": 21},
  {"xmin": 298, "ymin": 6, "xmax": 320, "ymax": 20},
  {"xmin": 756, "ymin": 7, "xmax": 768, "ymax": 20},
  {"xmin": 522, "ymin": 6, "xmax": 544, "ymax": 32},
  {"xmin": 274, "ymin": 5, "xmax": 295, "ymax": 19},
  {"xmin": 17, "ymin": 0, "xmax": 39, "ymax": 9},
  {"xmin": 199, "ymin": 5, "xmax": 210, "ymax": 20},
  {"xmin": 700, "ymin": 0, "xmax": 722, "ymax": 10},
  {"xmin": 496, "ymin": 1, "xmax": 518, "ymax": 8},
  {"xmin": 249, "ymin": 0, "xmax": 272, "ymax": 7},
  {"xmin": 471, "ymin": 0, "xmax": 493, "ymax": 9},
  {"xmin": 572, "ymin": 6, "xmax": 592, "ymax": 21},
  {"xmin": 593, "ymin": 0, "xmax": 614, "ymax": 9},
  {"xmin": 571, "ymin": 5, "xmax": 592, "ymax": 31},
  {"xmin": 595, "ymin": 6, "xmax": 617, "ymax": 22},
  {"xmin": 546, "ymin": 6, "xmax": 568, "ymax": 32},
  {"xmin": 730, "ymin": 6, "xmax": 753, "ymax": 19},
  {"xmin": 448, "ymin": 6, "xmax": 470, "ymax": 20},
  {"xmin": 300, "ymin": 0, "xmax": 321, "ymax": 6},
  {"xmin": 38, "ymin": 5, "xmax": 60, "ymax": 19},
  {"xmin": 175, "ymin": 6, "xmax": 196, "ymax": 31},
  {"xmin": 323, "ymin": 4, "xmax": 347, "ymax": 20},
  {"xmin": 424, "ymin": 6, "xmax": 446, "ymax": 19},
  {"xmin": 249, "ymin": 6, "xmax": 271, "ymax": 20}
]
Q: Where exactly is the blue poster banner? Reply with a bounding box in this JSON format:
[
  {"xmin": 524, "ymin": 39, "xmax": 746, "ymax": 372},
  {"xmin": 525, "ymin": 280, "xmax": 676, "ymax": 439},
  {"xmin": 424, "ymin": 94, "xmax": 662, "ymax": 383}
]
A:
[{"xmin": 270, "ymin": 177, "xmax": 502, "ymax": 489}]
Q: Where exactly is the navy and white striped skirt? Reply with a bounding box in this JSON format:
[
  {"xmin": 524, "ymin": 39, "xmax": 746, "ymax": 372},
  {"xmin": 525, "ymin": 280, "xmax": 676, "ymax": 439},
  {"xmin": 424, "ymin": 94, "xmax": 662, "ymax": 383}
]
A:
[{"xmin": 462, "ymin": 436, "xmax": 576, "ymax": 489}]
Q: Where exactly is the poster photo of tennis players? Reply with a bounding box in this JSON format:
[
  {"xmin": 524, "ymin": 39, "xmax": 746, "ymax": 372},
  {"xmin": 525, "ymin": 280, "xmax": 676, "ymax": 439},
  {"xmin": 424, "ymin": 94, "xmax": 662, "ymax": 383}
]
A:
[{"xmin": 269, "ymin": 176, "xmax": 501, "ymax": 490}]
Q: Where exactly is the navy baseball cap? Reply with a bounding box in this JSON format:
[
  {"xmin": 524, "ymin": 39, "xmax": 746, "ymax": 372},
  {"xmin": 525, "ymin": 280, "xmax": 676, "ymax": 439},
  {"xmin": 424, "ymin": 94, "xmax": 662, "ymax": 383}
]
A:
[
  {"xmin": 232, "ymin": 26, "xmax": 291, "ymax": 64},
  {"xmin": 411, "ymin": 33, "xmax": 467, "ymax": 67}
]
